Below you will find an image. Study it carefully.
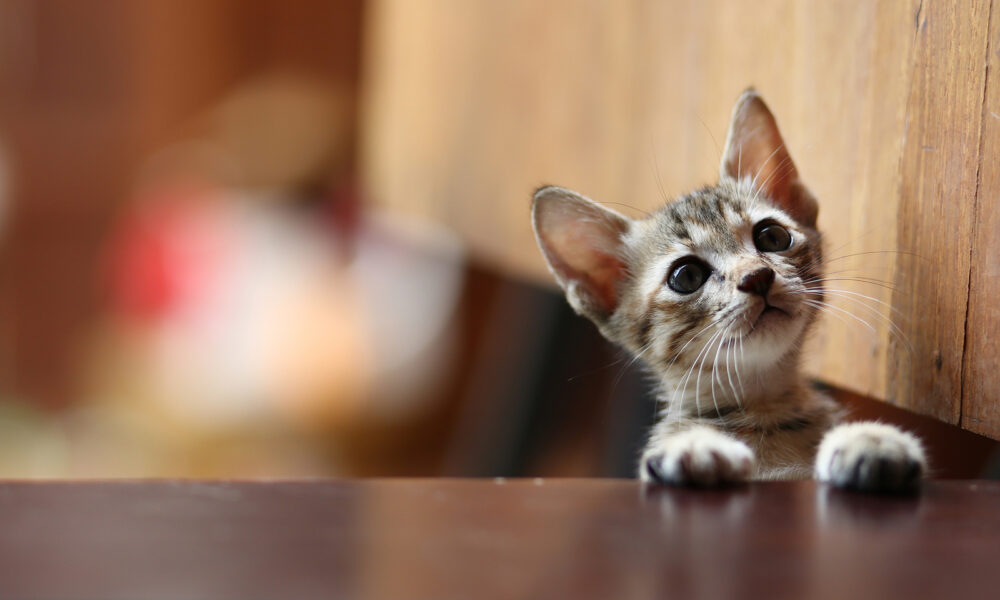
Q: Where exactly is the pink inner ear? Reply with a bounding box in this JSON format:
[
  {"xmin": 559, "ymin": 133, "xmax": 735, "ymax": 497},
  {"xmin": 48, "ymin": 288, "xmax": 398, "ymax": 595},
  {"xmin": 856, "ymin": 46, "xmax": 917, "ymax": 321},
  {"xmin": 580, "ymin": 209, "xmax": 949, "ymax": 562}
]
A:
[
  {"xmin": 722, "ymin": 92, "xmax": 817, "ymax": 226},
  {"xmin": 555, "ymin": 232, "xmax": 627, "ymax": 312},
  {"xmin": 588, "ymin": 255, "xmax": 628, "ymax": 312},
  {"xmin": 534, "ymin": 188, "xmax": 630, "ymax": 317},
  {"xmin": 544, "ymin": 222, "xmax": 627, "ymax": 314},
  {"xmin": 738, "ymin": 144, "xmax": 798, "ymax": 208},
  {"xmin": 724, "ymin": 100, "xmax": 798, "ymax": 201}
]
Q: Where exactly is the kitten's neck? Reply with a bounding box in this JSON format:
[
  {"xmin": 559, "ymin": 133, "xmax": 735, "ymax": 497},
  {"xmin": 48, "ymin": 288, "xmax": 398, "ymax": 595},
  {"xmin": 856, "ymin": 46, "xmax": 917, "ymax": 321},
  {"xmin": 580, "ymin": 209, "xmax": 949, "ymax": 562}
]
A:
[{"xmin": 656, "ymin": 346, "xmax": 808, "ymax": 419}]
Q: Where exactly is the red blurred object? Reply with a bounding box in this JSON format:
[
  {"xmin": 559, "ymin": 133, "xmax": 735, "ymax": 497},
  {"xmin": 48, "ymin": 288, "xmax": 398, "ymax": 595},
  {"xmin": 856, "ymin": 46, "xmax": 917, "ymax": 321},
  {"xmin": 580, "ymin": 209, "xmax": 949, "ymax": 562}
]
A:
[{"xmin": 105, "ymin": 183, "xmax": 230, "ymax": 323}]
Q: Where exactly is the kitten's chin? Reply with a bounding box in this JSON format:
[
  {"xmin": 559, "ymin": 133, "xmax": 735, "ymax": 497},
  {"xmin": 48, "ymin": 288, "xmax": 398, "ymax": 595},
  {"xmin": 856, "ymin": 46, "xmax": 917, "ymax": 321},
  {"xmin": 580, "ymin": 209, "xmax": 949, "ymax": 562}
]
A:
[
  {"xmin": 734, "ymin": 301, "xmax": 807, "ymax": 367},
  {"xmin": 736, "ymin": 298, "xmax": 801, "ymax": 340},
  {"xmin": 752, "ymin": 305, "xmax": 790, "ymax": 331}
]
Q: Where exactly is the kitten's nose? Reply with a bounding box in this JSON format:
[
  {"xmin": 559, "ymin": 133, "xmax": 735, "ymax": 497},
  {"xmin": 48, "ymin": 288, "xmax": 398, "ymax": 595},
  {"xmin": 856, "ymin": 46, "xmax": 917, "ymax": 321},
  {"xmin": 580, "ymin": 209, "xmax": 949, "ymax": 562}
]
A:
[{"xmin": 737, "ymin": 267, "xmax": 775, "ymax": 297}]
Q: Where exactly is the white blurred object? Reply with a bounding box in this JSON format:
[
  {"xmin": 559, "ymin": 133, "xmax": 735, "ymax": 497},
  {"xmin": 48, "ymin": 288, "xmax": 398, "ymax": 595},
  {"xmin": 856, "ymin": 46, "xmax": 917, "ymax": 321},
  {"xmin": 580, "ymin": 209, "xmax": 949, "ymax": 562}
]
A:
[
  {"xmin": 146, "ymin": 195, "xmax": 371, "ymax": 427},
  {"xmin": 111, "ymin": 193, "xmax": 465, "ymax": 430}
]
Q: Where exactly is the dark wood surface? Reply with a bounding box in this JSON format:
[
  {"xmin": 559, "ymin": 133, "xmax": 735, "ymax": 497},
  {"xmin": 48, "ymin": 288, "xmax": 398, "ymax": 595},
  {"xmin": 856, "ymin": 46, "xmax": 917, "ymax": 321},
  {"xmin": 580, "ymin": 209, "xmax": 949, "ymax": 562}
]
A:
[{"xmin": 0, "ymin": 479, "xmax": 997, "ymax": 599}]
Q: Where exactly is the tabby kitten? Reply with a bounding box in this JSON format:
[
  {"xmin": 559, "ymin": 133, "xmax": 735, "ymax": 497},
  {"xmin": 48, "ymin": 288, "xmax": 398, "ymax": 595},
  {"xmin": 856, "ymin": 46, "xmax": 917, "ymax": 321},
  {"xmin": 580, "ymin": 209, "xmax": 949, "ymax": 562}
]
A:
[{"xmin": 532, "ymin": 90, "xmax": 925, "ymax": 492}]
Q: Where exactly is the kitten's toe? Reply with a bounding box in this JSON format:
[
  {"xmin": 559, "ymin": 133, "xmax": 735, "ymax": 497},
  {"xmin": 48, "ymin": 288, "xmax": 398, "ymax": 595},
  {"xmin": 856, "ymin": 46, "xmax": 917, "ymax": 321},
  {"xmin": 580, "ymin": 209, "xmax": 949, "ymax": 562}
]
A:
[
  {"xmin": 815, "ymin": 422, "xmax": 925, "ymax": 493},
  {"xmin": 640, "ymin": 427, "xmax": 754, "ymax": 487}
]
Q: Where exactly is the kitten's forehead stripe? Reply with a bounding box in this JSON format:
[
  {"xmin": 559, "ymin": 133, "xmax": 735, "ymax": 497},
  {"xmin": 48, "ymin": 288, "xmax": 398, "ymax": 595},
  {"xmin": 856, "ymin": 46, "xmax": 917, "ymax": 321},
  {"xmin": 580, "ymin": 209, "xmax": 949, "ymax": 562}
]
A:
[
  {"xmin": 656, "ymin": 191, "xmax": 744, "ymax": 254},
  {"xmin": 668, "ymin": 221, "xmax": 691, "ymax": 243}
]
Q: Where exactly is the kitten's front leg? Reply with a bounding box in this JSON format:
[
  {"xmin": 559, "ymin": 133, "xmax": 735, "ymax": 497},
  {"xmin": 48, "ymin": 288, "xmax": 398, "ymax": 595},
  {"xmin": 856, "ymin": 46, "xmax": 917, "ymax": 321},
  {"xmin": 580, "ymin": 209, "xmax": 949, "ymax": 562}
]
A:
[
  {"xmin": 640, "ymin": 426, "xmax": 754, "ymax": 486},
  {"xmin": 814, "ymin": 422, "xmax": 925, "ymax": 493}
]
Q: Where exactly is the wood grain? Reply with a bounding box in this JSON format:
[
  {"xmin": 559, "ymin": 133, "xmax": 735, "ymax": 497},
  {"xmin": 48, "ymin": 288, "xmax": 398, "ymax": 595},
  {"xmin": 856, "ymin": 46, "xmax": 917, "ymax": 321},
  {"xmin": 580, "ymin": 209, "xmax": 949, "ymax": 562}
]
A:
[
  {"xmin": 961, "ymin": 0, "xmax": 1000, "ymax": 437},
  {"xmin": 889, "ymin": 0, "xmax": 991, "ymax": 424},
  {"xmin": 361, "ymin": 0, "xmax": 1000, "ymax": 436},
  {"xmin": 1, "ymin": 480, "xmax": 1000, "ymax": 599}
]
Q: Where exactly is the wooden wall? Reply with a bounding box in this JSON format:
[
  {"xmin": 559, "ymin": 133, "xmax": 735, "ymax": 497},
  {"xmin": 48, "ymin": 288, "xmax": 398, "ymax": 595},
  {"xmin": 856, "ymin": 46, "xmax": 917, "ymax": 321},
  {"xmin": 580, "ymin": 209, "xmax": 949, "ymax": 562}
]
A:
[{"xmin": 361, "ymin": 0, "xmax": 1000, "ymax": 438}]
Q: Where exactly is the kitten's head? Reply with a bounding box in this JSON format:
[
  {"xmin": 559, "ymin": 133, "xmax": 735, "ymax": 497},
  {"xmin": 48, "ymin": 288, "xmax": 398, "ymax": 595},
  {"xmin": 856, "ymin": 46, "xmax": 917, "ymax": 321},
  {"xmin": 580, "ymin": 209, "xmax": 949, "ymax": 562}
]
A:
[{"xmin": 532, "ymin": 90, "xmax": 822, "ymax": 373}]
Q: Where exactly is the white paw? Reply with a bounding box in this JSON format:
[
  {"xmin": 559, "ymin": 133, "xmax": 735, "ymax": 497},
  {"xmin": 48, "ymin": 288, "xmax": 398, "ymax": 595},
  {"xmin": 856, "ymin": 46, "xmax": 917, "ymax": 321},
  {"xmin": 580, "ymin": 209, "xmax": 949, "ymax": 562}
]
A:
[
  {"xmin": 815, "ymin": 422, "xmax": 925, "ymax": 493},
  {"xmin": 640, "ymin": 427, "xmax": 754, "ymax": 487}
]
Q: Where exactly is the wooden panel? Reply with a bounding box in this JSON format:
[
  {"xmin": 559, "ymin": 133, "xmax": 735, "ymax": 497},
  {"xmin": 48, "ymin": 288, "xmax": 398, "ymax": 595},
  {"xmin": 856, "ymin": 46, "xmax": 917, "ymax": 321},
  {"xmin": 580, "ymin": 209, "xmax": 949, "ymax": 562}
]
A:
[
  {"xmin": 361, "ymin": 0, "xmax": 1000, "ymax": 435},
  {"xmin": 962, "ymin": 0, "xmax": 1000, "ymax": 437},
  {"xmin": 890, "ymin": 0, "xmax": 992, "ymax": 424}
]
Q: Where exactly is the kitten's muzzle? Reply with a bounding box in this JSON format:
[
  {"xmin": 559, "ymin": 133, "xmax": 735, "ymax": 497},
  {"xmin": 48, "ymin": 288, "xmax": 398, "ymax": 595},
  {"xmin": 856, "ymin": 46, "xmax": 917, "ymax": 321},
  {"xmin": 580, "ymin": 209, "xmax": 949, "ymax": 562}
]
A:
[
  {"xmin": 747, "ymin": 300, "xmax": 791, "ymax": 334},
  {"xmin": 737, "ymin": 267, "xmax": 775, "ymax": 297}
]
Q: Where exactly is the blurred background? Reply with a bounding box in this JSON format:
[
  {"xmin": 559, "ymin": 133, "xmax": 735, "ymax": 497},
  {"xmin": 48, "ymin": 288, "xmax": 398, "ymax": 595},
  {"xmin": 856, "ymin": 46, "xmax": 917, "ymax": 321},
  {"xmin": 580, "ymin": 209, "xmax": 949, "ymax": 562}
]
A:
[
  {"xmin": 0, "ymin": 0, "xmax": 995, "ymax": 479},
  {"xmin": 0, "ymin": 0, "xmax": 656, "ymax": 478}
]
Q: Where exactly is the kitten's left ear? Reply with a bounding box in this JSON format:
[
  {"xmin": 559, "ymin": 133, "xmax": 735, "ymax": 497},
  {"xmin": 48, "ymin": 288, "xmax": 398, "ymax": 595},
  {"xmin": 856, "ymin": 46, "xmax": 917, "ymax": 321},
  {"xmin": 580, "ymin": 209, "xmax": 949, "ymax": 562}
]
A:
[
  {"xmin": 720, "ymin": 89, "xmax": 818, "ymax": 227},
  {"xmin": 532, "ymin": 186, "xmax": 631, "ymax": 323}
]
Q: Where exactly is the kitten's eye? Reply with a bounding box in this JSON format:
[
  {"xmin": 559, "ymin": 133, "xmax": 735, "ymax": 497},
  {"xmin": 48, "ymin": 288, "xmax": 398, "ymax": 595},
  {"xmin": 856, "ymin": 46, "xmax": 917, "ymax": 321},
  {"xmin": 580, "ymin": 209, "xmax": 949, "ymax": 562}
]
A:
[
  {"xmin": 753, "ymin": 221, "xmax": 792, "ymax": 252},
  {"xmin": 667, "ymin": 258, "xmax": 711, "ymax": 294}
]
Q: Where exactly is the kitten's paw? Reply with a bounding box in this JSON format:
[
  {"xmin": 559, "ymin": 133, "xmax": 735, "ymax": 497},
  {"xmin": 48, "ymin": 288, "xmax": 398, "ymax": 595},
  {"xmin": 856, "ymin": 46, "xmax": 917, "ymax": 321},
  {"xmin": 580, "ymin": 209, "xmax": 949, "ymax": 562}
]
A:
[
  {"xmin": 640, "ymin": 427, "xmax": 754, "ymax": 487},
  {"xmin": 815, "ymin": 422, "xmax": 925, "ymax": 493}
]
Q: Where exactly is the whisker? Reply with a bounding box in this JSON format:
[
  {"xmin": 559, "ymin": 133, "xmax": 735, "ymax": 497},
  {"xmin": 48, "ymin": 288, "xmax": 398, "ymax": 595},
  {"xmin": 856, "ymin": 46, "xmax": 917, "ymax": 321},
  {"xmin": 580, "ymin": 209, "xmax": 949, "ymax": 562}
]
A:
[
  {"xmin": 822, "ymin": 266, "xmax": 895, "ymax": 276},
  {"xmin": 801, "ymin": 288, "xmax": 914, "ymax": 353},
  {"xmin": 599, "ymin": 201, "xmax": 652, "ymax": 218},
  {"xmin": 751, "ymin": 153, "xmax": 794, "ymax": 202},
  {"xmin": 802, "ymin": 299, "xmax": 877, "ymax": 335},
  {"xmin": 677, "ymin": 328, "xmax": 724, "ymax": 419},
  {"xmin": 804, "ymin": 287, "xmax": 907, "ymax": 320},
  {"xmin": 690, "ymin": 329, "xmax": 726, "ymax": 418},
  {"xmin": 566, "ymin": 355, "xmax": 629, "ymax": 383},
  {"xmin": 813, "ymin": 228, "xmax": 893, "ymax": 269},
  {"xmin": 806, "ymin": 299, "xmax": 857, "ymax": 331},
  {"xmin": 802, "ymin": 276, "xmax": 899, "ymax": 293},
  {"xmin": 710, "ymin": 329, "xmax": 730, "ymax": 418},
  {"xmin": 658, "ymin": 321, "xmax": 718, "ymax": 419},
  {"xmin": 723, "ymin": 328, "xmax": 741, "ymax": 410},
  {"xmin": 696, "ymin": 114, "xmax": 723, "ymax": 168},
  {"xmin": 612, "ymin": 340, "xmax": 655, "ymax": 400},
  {"xmin": 669, "ymin": 335, "xmax": 705, "ymax": 417},
  {"xmin": 650, "ymin": 147, "xmax": 670, "ymax": 207},
  {"xmin": 807, "ymin": 249, "xmax": 927, "ymax": 272},
  {"xmin": 663, "ymin": 322, "xmax": 716, "ymax": 372},
  {"xmin": 808, "ymin": 270, "xmax": 898, "ymax": 287},
  {"xmin": 737, "ymin": 327, "xmax": 746, "ymax": 398}
]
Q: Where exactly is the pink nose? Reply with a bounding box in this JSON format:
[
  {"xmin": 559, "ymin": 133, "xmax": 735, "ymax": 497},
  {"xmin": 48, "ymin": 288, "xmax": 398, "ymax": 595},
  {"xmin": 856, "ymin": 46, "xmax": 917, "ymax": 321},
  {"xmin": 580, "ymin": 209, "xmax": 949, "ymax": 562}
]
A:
[{"xmin": 737, "ymin": 267, "xmax": 775, "ymax": 297}]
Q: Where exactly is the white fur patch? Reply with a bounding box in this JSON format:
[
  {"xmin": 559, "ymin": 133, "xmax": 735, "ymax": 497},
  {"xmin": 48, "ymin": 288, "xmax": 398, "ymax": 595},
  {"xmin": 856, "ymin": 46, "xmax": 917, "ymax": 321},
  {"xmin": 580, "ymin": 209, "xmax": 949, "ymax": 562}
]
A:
[
  {"xmin": 641, "ymin": 426, "xmax": 755, "ymax": 486},
  {"xmin": 814, "ymin": 422, "xmax": 926, "ymax": 492}
]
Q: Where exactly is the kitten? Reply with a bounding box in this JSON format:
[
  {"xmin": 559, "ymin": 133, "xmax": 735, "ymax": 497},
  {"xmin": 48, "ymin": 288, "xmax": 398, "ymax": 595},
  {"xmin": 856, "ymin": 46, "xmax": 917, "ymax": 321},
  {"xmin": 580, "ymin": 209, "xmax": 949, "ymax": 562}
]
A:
[{"xmin": 531, "ymin": 90, "xmax": 925, "ymax": 492}]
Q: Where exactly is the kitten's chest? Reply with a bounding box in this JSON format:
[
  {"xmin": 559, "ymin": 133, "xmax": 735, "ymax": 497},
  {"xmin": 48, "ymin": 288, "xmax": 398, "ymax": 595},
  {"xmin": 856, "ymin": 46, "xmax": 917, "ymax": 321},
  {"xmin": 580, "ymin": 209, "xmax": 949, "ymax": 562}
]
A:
[
  {"xmin": 723, "ymin": 404, "xmax": 839, "ymax": 480},
  {"xmin": 741, "ymin": 427, "xmax": 825, "ymax": 480}
]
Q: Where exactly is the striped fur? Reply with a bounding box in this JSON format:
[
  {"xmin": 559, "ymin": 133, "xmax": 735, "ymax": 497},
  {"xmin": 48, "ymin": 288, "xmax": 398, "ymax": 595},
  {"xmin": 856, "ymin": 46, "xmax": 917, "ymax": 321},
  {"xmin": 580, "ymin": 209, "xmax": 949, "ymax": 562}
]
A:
[{"xmin": 532, "ymin": 90, "xmax": 925, "ymax": 491}]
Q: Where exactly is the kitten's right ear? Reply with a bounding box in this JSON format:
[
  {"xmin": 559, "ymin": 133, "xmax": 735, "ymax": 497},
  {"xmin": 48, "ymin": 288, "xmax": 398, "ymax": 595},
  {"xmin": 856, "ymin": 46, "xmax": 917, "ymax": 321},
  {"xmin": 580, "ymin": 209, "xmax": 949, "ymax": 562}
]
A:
[
  {"xmin": 720, "ymin": 89, "xmax": 818, "ymax": 227},
  {"xmin": 532, "ymin": 186, "xmax": 631, "ymax": 322}
]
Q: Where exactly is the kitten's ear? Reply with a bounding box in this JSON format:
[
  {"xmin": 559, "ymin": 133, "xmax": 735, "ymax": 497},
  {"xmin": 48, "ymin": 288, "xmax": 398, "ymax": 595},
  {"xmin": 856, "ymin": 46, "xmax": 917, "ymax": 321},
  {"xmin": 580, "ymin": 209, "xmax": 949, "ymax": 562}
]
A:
[
  {"xmin": 720, "ymin": 89, "xmax": 818, "ymax": 227},
  {"xmin": 532, "ymin": 186, "xmax": 631, "ymax": 321}
]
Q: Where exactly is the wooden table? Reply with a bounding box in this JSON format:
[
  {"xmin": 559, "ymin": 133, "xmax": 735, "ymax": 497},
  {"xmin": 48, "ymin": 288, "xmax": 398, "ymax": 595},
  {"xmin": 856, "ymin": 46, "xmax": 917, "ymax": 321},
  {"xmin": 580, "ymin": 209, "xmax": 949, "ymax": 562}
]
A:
[{"xmin": 0, "ymin": 479, "xmax": 996, "ymax": 599}]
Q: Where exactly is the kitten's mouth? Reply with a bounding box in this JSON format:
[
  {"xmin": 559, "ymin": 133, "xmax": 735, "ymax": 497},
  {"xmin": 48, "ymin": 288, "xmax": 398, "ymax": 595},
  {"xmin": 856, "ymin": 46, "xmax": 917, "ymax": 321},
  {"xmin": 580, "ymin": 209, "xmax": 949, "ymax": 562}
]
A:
[{"xmin": 748, "ymin": 302, "xmax": 791, "ymax": 333}]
